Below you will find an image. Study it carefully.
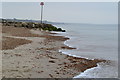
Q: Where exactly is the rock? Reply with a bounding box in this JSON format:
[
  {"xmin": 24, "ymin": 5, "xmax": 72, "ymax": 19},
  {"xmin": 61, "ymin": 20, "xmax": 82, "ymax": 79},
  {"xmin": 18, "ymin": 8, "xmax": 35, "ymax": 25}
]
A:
[
  {"xmin": 62, "ymin": 30, "xmax": 66, "ymax": 32},
  {"xmin": 49, "ymin": 60, "xmax": 55, "ymax": 63}
]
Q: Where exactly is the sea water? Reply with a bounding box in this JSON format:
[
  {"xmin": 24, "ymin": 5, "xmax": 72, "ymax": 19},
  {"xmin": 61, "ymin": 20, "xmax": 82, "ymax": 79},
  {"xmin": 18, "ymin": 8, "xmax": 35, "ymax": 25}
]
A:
[{"xmin": 53, "ymin": 23, "xmax": 118, "ymax": 78}]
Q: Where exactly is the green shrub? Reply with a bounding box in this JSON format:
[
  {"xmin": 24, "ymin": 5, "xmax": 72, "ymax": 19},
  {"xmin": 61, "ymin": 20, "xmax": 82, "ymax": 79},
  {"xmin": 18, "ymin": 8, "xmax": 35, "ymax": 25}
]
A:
[{"xmin": 57, "ymin": 28, "xmax": 62, "ymax": 31}]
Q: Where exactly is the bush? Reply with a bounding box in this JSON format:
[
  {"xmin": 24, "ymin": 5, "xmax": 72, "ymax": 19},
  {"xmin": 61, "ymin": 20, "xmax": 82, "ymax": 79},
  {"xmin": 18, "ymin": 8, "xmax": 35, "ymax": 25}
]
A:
[{"xmin": 57, "ymin": 28, "xmax": 62, "ymax": 31}]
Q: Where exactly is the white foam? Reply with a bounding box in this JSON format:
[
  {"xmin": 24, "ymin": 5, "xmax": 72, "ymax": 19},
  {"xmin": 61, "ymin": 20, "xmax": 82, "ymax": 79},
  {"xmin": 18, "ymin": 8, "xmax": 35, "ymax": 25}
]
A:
[
  {"xmin": 59, "ymin": 50, "xmax": 90, "ymax": 60},
  {"xmin": 74, "ymin": 61, "xmax": 118, "ymax": 78},
  {"xmin": 73, "ymin": 64, "xmax": 100, "ymax": 78}
]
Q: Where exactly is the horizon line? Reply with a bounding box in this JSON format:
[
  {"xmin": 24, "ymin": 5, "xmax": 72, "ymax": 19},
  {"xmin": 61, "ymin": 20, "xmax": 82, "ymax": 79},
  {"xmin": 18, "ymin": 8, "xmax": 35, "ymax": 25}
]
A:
[{"xmin": 1, "ymin": 18, "xmax": 118, "ymax": 25}]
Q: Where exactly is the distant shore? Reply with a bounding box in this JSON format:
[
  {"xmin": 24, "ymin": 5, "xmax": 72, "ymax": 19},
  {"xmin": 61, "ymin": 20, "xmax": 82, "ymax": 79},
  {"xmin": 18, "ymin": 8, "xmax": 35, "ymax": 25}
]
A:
[{"xmin": 2, "ymin": 25, "xmax": 105, "ymax": 78}]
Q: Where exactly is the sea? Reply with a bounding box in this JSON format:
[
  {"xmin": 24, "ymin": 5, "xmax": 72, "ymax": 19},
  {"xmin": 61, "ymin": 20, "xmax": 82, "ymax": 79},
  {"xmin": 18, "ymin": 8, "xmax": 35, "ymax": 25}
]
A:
[{"xmin": 53, "ymin": 23, "xmax": 118, "ymax": 78}]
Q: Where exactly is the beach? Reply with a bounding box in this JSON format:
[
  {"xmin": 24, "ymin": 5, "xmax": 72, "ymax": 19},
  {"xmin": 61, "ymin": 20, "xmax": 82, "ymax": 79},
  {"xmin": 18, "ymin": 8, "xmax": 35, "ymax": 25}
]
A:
[
  {"xmin": 54, "ymin": 23, "xmax": 118, "ymax": 78},
  {"xmin": 1, "ymin": 25, "xmax": 105, "ymax": 78}
]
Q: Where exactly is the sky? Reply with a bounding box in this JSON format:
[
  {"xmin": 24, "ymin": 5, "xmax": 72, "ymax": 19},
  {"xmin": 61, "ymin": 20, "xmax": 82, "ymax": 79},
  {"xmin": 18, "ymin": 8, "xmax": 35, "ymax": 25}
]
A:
[{"xmin": 1, "ymin": 2, "xmax": 118, "ymax": 24}]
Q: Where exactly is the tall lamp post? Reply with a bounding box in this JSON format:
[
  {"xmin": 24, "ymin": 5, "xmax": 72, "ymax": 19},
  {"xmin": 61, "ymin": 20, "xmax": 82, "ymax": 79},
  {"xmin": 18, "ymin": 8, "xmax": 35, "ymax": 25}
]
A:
[{"xmin": 40, "ymin": 2, "xmax": 44, "ymax": 27}]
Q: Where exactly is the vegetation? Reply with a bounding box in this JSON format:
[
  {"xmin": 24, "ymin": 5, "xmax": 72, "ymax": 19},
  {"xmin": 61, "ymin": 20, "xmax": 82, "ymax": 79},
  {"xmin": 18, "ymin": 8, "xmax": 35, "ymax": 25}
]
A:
[{"xmin": 1, "ymin": 19, "xmax": 66, "ymax": 32}]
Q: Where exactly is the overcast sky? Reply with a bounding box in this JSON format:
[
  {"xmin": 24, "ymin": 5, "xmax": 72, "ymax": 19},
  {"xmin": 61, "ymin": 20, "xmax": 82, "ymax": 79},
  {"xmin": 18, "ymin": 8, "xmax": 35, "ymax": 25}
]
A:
[{"xmin": 1, "ymin": 2, "xmax": 118, "ymax": 24}]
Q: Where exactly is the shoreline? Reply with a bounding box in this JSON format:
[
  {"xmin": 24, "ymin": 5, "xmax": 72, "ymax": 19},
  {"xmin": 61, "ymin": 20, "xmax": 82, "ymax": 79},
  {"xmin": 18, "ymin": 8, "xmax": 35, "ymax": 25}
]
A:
[
  {"xmin": 2, "ymin": 26, "xmax": 105, "ymax": 78},
  {"xmin": 47, "ymin": 31, "xmax": 109, "ymax": 78},
  {"xmin": 53, "ymin": 28, "xmax": 118, "ymax": 78}
]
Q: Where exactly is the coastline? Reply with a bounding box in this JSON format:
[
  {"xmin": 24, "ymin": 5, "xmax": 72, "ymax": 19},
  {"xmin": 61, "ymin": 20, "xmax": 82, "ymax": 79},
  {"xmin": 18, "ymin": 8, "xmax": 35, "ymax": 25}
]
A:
[
  {"xmin": 2, "ymin": 26, "xmax": 105, "ymax": 78},
  {"xmin": 53, "ymin": 24, "xmax": 118, "ymax": 78}
]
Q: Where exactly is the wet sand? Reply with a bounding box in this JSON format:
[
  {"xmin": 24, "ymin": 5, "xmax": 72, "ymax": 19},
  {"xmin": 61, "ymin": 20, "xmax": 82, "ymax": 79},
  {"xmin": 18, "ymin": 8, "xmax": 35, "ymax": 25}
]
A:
[{"xmin": 2, "ymin": 25, "xmax": 105, "ymax": 78}]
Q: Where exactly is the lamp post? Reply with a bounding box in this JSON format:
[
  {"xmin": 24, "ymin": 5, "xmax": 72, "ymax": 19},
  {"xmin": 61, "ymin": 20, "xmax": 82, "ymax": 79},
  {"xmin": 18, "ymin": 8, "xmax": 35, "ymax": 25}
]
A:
[{"xmin": 40, "ymin": 2, "xmax": 44, "ymax": 27}]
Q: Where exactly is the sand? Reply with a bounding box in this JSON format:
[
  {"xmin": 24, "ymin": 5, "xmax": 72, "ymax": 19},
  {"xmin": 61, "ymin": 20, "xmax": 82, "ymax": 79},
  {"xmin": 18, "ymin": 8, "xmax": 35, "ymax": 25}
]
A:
[{"xmin": 2, "ymin": 25, "xmax": 105, "ymax": 78}]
